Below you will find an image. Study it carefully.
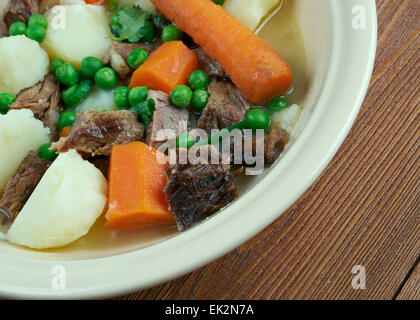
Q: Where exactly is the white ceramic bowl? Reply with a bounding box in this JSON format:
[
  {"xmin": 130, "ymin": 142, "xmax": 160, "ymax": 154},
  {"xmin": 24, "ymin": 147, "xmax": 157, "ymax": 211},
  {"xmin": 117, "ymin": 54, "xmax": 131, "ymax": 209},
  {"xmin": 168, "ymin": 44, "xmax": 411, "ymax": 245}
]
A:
[{"xmin": 0, "ymin": 0, "xmax": 377, "ymax": 299}]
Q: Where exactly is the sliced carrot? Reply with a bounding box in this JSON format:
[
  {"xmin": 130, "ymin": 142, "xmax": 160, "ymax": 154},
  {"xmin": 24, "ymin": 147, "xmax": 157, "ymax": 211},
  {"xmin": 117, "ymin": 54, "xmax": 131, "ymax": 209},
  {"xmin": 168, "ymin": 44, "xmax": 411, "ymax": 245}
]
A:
[
  {"xmin": 129, "ymin": 41, "xmax": 199, "ymax": 94},
  {"xmin": 59, "ymin": 126, "xmax": 72, "ymax": 138},
  {"xmin": 104, "ymin": 142, "xmax": 174, "ymax": 230},
  {"xmin": 83, "ymin": 0, "xmax": 104, "ymax": 4},
  {"xmin": 151, "ymin": 0, "xmax": 293, "ymax": 103}
]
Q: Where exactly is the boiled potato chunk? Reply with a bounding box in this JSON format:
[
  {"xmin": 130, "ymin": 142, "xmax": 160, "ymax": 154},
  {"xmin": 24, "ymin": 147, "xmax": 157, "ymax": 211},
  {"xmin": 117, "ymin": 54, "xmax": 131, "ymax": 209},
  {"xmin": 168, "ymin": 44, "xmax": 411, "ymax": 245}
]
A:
[
  {"xmin": 71, "ymin": 85, "xmax": 118, "ymax": 113},
  {"xmin": 118, "ymin": 0, "xmax": 155, "ymax": 12},
  {"xmin": 0, "ymin": 109, "xmax": 50, "ymax": 192},
  {"xmin": 42, "ymin": 4, "xmax": 112, "ymax": 68},
  {"xmin": 7, "ymin": 150, "xmax": 108, "ymax": 249},
  {"xmin": 273, "ymin": 104, "xmax": 301, "ymax": 134},
  {"xmin": 0, "ymin": 36, "xmax": 49, "ymax": 95},
  {"xmin": 224, "ymin": 0, "xmax": 281, "ymax": 31}
]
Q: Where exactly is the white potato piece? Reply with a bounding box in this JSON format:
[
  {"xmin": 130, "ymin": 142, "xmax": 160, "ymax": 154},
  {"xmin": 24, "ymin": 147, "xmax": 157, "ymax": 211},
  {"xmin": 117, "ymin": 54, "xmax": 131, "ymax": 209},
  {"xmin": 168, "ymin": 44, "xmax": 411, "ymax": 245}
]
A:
[
  {"xmin": 72, "ymin": 85, "xmax": 118, "ymax": 113},
  {"xmin": 42, "ymin": 4, "xmax": 112, "ymax": 68},
  {"xmin": 0, "ymin": 36, "xmax": 49, "ymax": 95},
  {"xmin": 0, "ymin": 109, "xmax": 50, "ymax": 192},
  {"xmin": 272, "ymin": 104, "xmax": 301, "ymax": 134},
  {"xmin": 7, "ymin": 150, "xmax": 108, "ymax": 249},
  {"xmin": 118, "ymin": 0, "xmax": 155, "ymax": 11},
  {"xmin": 224, "ymin": 0, "xmax": 281, "ymax": 31}
]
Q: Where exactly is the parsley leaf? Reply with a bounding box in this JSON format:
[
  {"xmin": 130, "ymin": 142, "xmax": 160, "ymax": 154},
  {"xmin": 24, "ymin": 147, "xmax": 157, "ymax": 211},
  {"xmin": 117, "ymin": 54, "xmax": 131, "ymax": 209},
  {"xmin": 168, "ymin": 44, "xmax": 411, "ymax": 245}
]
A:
[{"xmin": 110, "ymin": 5, "xmax": 154, "ymax": 43}]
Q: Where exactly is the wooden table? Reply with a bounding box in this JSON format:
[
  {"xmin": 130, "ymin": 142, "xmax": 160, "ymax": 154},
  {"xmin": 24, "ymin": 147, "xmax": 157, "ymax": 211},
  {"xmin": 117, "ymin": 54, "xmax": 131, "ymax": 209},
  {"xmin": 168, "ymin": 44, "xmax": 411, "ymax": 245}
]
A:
[{"xmin": 117, "ymin": 0, "xmax": 419, "ymax": 300}]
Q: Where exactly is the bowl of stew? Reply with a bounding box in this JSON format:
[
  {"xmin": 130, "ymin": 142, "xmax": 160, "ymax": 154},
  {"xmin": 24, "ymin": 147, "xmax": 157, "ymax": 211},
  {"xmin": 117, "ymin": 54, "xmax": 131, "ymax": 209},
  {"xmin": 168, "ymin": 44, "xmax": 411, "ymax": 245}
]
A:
[{"xmin": 0, "ymin": 0, "xmax": 377, "ymax": 298}]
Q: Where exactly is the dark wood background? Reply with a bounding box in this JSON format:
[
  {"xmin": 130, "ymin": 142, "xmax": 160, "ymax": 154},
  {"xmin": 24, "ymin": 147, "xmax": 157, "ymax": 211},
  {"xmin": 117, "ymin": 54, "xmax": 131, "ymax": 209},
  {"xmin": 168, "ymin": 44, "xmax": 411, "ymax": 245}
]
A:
[{"xmin": 117, "ymin": 0, "xmax": 420, "ymax": 300}]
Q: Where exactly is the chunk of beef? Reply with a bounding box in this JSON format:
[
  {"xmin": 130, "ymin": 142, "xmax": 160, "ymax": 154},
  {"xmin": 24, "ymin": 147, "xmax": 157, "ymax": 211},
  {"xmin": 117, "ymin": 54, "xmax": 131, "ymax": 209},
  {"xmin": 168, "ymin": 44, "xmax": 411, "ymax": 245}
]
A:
[
  {"xmin": 197, "ymin": 79, "xmax": 250, "ymax": 134},
  {"xmin": 0, "ymin": 151, "xmax": 50, "ymax": 223},
  {"xmin": 3, "ymin": 0, "xmax": 39, "ymax": 28},
  {"xmin": 90, "ymin": 156, "xmax": 110, "ymax": 178},
  {"xmin": 11, "ymin": 73, "xmax": 61, "ymax": 140},
  {"xmin": 164, "ymin": 151, "xmax": 241, "ymax": 231},
  {"xmin": 51, "ymin": 110, "xmax": 144, "ymax": 156},
  {"xmin": 103, "ymin": 42, "xmax": 154, "ymax": 80},
  {"xmin": 192, "ymin": 48, "xmax": 229, "ymax": 78},
  {"xmin": 39, "ymin": 0, "xmax": 60, "ymax": 12},
  {"xmin": 232, "ymin": 126, "xmax": 289, "ymax": 165},
  {"xmin": 145, "ymin": 90, "xmax": 189, "ymax": 150}
]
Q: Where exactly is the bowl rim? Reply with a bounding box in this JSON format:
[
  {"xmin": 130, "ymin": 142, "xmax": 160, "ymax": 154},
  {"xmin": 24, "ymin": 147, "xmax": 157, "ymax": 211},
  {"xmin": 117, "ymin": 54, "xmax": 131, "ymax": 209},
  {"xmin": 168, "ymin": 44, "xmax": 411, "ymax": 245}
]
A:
[{"xmin": 0, "ymin": 0, "xmax": 378, "ymax": 299}]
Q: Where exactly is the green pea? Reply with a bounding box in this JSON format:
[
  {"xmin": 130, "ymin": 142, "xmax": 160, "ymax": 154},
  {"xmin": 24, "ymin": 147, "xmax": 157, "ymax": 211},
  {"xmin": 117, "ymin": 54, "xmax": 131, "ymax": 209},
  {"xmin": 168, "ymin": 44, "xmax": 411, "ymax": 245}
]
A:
[
  {"xmin": 80, "ymin": 56, "xmax": 104, "ymax": 78},
  {"xmin": 142, "ymin": 21, "xmax": 156, "ymax": 42},
  {"xmin": 212, "ymin": 0, "xmax": 225, "ymax": 4},
  {"xmin": 57, "ymin": 110, "xmax": 77, "ymax": 131},
  {"xmin": 162, "ymin": 24, "xmax": 182, "ymax": 42},
  {"xmin": 267, "ymin": 97, "xmax": 290, "ymax": 112},
  {"xmin": 191, "ymin": 89, "xmax": 209, "ymax": 112},
  {"xmin": 55, "ymin": 62, "xmax": 79, "ymax": 86},
  {"xmin": 127, "ymin": 48, "xmax": 148, "ymax": 69},
  {"xmin": 50, "ymin": 59, "xmax": 64, "ymax": 73},
  {"xmin": 94, "ymin": 67, "xmax": 117, "ymax": 91},
  {"xmin": 9, "ymin": 22, "xmax": 27, "ymax": 36},
  {"xmin": 28, "ymin": 14, "xmax": 48, "ymax": 29},
  {"xmin": 38, "ymin": 143, "xmax": 58, "ymax": 162},
  {"xmin": 114, "ymin": 86, "xmax": 130, "ymax": 109},
  {"xmin": 176, "ymin": 133, "xmax": 195, "ymax": 149},
  {"xmin": 243, "ymin": 109, "xmax": 271, "ymax": 131},
  {"xmin": 188, "ymin": 70, "xmax": 210, "ymax": 90},
  {"xmin": 128, "ymin": 86, "xmax": 148, "ymax": 106},
  {"xmin": 171, "ymin": 85, "xmax": 192, "ymax": 108},
  {"xmin": 26, "ymin": 24, "xmax": 46, "ymax": 43},
  {"xmin": 0, "ymin": 93, "xmax": 15, "ymax": 113},
  {"xmin": 62, "ymin": 80, "xmax": 92, "ymax": 107}
]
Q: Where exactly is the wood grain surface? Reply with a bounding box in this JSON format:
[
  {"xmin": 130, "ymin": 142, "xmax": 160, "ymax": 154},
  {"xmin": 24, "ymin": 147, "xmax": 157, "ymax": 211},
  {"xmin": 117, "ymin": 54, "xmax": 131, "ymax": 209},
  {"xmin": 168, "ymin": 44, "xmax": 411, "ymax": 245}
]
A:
[{"xmin": 116, "ymin": 0, "xmax": 420, "ymax": 300}]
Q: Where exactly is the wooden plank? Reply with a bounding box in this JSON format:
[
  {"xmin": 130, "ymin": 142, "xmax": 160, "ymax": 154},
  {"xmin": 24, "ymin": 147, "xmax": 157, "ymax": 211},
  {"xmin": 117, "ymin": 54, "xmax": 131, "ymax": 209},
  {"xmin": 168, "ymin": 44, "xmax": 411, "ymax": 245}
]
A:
[
  {"xmin": 117, "ymin": 0, "xmax": 420, "ymax": 300},
  {"xmin": 396, "ymin": 260, "xmax": 420, "ymax": 300}
]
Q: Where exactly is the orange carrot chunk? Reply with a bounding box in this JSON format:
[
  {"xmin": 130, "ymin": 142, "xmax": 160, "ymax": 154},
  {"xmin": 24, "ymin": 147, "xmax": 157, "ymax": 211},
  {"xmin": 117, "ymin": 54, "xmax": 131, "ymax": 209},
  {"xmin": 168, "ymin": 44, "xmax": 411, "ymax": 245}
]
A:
[
  {"xmin": 104, "ymin": 142, "xmax": 175, "ymax": 230},
  {"xmin": 59, "ymin": 126, "xmax": 72, "ymax": 138},
  {"xmin": 151, "ymin": 0, "xmax": 293, "ymax": 104},
  {"xmin": 129, "ymin": 41, "xmax": 199, "ymax": 94}
]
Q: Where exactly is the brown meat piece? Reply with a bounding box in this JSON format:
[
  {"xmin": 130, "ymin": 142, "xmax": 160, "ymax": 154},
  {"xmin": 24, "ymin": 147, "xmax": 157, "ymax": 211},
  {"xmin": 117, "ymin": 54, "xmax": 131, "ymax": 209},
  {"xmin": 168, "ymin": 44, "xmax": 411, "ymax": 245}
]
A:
[
  {"xmin": 232, "ymin": 126, "xmax": 289, "ymax": 165},
  {"xmin": 103, "ymin": 42, "xmax": 154, "ymax": 80},
  {"xmin": 0, "ymin": 151, "xmax": 50, "ymax": 223},
  {"xmin": 164, "ymin": 153, "xmax": 241, "ymax": 231},
  {"xmin": 90, "ymin": 156, "xmax": 110, "ymax": 178},
  {"xmin": 3, "ymin": 0, "xmax": 39, "ymax": 28},
  {"xmin": 11, "ymin": 73, "xmax": 61, "ymax": 140},
  {"xmin": 197, "ymin": 79, "xmax": 250, "ymax": 134},
  {"xmin": 51, "ymin": 110, "xmax": 144, "ymax": 157},
  {"xmin": 145, "ymin": 90, "xmax": 189, "ymax": 150},
  {"xmin": 193, "ymin": 48, "xmax": 229, "ymax": 79}
]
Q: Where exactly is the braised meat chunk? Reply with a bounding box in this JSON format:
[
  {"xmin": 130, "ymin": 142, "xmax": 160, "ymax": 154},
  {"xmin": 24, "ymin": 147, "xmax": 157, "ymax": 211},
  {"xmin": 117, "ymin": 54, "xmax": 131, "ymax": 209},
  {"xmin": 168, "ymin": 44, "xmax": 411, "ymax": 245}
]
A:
[
  {"xmin": 145, "ymin": 90, "xmax": 189, "ymax": 149},
  {"xmin": 51, "ymin": 110, "xmax": 144, "ymax": 156},
  {"xmin": 164, "ymin": 155, "xmax": 241, "ymax": 231},
  {"xmin": 3, "ymin": 0, "xmax": 39, "ymax": 28},
  {"xmin": 103, "ymin": 42, "xmax": 154, "ymax": 80},
  {"xmin": 0, "ymin": 151, "xmax": 50, "ymax": 223},
  {"xmin": 197, "ymin": 78, "xmax": 250, "ymax": 134},
  {"xmin": 10, "ymin": 73, "xmax": 61, "ymax": 139},
  {"xmin": 193, "ymin": 48, "xmax": 229, "ymax": 79}
]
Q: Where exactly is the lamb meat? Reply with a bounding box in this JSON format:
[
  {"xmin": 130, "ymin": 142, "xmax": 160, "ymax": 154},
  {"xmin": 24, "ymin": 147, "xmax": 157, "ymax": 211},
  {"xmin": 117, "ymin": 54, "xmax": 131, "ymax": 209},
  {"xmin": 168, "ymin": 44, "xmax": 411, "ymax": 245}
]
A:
[
  {"xmin": 3, "ymin": 0, "xmax": 39, "ymax": 28},
  {"xmin": 197, "ymin": 79, "xmax": 250, "ymax": 134},
  {"xmin": 51, "ymin": 110, "xmax": 144, "ymax": 157},
  {"xmin": 10, "ymin": 73, "xmax": 61, "ymax": 140},
  {"xmin": 232, "ymin": 126, "xmax": 290, "ymax": 165},
  {"xmin": 0, "ymin": 151, "xmax": 50, "ymax": 223},
  {"xmin": 192, "ymin": 48, "xmax": 229, "ymax": 79},
  {"xmin": 103, "ymin": 42, "xmax": 154, "ymax": 80},
  {"xmin": 145, "ymin": 90, "xmax": 189, "ymax": 150},
  {"xmin": 164, "ymin": 150, "xmax": 241, "ymax": 231}
]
